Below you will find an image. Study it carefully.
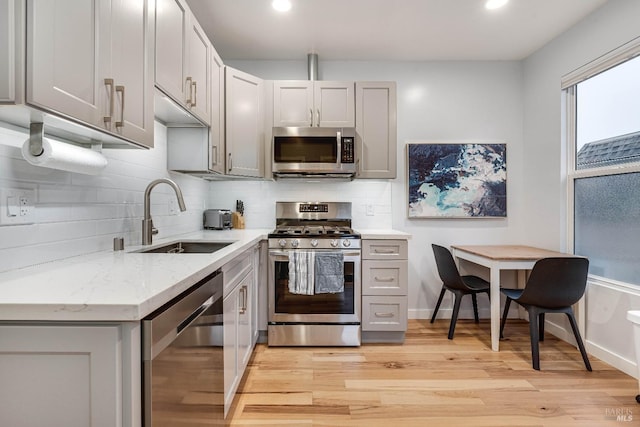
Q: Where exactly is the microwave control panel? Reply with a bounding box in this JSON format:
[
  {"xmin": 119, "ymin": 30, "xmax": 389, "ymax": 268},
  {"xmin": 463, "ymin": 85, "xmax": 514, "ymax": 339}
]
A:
[{"xmin": 341, "ymin": 137, "xmax": 355, "ymax": 163}]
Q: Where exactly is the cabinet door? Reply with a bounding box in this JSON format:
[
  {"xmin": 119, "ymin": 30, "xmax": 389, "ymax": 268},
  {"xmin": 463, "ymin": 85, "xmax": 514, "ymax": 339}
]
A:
[
  {"xmin": 225, "ymin": 67, "xmax": 264, "ymax": 177},
  {"xmin": 110, "ymin": 0, "xmax": 154, "ymax": 147},
  {"xmin": 273, "ymin": 80, "xmax": 313, "ymax": 127},
  {"xmin": 0, "ymin": 325, "xmax": 123, "ymax": 427},
  {"xmin": 185, "ymin": 16, "xmax": 210, "ymax": 124},
  {"xmin": 0, "ymin": 0, "xmax": 14, "ymax": 102},
  {"xmin": 26, "ymin": 0, "xmax": 108, "ymax": 126},
  {"xmin": 155, "ymin": 0, "xmax": 188, "ymax": 104},
  {"xmin": 356, "ymin": 82, "xmax": 397, "ymax": 178},
  {"xmin": 223, "ymin": 289, "xmax": 239, "ymax": 418},
  {"xmin": 314, "ymin": 81, "xmax": 355, "ymax": 127},
  {"xmin": 210, "ymin": 46, "xmax": 225, "ymax": 173},
  {"xmin": 237, "ymin": 272, "xmax": 253, "ymax": 372}
]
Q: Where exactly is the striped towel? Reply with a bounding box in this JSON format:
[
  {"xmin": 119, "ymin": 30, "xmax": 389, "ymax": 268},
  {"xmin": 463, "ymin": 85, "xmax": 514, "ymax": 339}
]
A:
[{"xmin": 288, "ymin": 251, "xmax": 315, "ymax": 295}]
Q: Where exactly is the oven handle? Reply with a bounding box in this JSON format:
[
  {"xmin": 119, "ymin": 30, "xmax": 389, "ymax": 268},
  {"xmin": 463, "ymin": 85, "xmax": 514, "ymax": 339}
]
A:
[{"xmin": 269, "ymin": 250, "xmax": 361, "ymax": 258}]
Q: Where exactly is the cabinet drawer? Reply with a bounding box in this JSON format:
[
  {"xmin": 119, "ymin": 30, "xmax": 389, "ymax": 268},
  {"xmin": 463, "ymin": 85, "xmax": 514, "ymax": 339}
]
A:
[
  {"xmin": 222, "ymin": 249, "xmax": 253, "ymax": 295},
  {"xmin": 362, "ymin": 240, "xmax": 407, "ymax": 260},
  {"xmin": 362, "ymin": 260, "xmax": 407, "ymax": 295},
  {"xmin": 362, "ymin": 296, "xmax": 407, "ymax": 331}
]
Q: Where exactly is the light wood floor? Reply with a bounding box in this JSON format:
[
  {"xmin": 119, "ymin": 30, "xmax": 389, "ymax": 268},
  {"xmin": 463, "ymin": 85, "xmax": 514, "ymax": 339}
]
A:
[{"xmin": 227, "ymin": 319, "xmax": 639, "ymax": 426}]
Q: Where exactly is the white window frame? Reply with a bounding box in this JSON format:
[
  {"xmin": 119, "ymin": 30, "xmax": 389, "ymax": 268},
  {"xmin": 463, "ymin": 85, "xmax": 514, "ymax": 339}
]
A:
[{"xmin": 563, "ymin": 37, "xmax": 640, "ymax": 331}]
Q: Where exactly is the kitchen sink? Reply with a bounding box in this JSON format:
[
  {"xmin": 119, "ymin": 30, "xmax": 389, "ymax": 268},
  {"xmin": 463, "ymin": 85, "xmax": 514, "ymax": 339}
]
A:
[{"xmin": 135, "ymin": 241, "xmax": 234, "ymax": 254}]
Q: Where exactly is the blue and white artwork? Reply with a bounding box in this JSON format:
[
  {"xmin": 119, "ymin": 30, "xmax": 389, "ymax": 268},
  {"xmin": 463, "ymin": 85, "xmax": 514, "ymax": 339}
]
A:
[{"xmin": 407, "ymin": 143, "xmax": 507, "ymax": 218}]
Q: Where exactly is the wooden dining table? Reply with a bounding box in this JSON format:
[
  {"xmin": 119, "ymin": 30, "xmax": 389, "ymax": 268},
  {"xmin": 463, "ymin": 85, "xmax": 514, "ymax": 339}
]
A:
[{"xmin": 450, "ymin": 245, "xmax": 575, "ymax": 351}]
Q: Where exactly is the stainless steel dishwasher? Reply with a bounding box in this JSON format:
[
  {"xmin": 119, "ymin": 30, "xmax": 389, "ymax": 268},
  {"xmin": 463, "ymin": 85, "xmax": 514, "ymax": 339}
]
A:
[{"xmin": 143, "ymin": 269, "xmax": 224, "ymax": 426}]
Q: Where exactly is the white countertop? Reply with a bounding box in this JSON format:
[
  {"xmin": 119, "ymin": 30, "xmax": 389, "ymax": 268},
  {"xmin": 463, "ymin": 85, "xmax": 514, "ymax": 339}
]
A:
[
  {"xmin": 0, "ymin": 228, "xmax": 409, "ymax": 323},
  {"xmin": 357, "ymin": 229, "xmax": 411, "ymax": 240},
  {"xmin": 0, "ymin": 229, "xmax": 269, "ymax": 322}
]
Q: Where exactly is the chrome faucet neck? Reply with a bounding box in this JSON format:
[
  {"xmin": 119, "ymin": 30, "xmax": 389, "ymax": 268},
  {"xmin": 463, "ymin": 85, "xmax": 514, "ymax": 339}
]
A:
[{"xmin": 142, "ymin": 178, "xmax": 187, "ymax": 245}]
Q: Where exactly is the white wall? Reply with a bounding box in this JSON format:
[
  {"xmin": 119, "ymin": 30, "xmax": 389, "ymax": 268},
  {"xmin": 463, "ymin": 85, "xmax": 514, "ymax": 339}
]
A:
[
  {"xmin": 0, "ymin": 121, "xmax": 208, "ymax": 272},
  {"xmin": 522, "ymin": 0, "xmax": 640, "ymax": 376},
  {"xmin": 224, "ymin": 59, "xmax": 525, "ymax": 319}
]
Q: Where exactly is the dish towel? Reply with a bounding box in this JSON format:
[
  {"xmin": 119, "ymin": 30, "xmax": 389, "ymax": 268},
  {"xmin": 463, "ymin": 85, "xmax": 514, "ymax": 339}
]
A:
[
  {"xmin": 314, "ymin": 252, "xmax": 345, "ymax": 294},
  {"xmin": 288, "ymin": 251, "xmax": 315, "ymax": 295}
]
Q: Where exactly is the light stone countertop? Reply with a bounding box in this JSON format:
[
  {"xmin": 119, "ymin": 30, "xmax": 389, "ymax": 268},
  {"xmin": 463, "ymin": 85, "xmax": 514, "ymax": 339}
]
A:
[
  {"xmin": 0, "ymin": 228, "xmax": 409, "ymax": 323},
  {"xmin": 356, "ymin": 229, "xmax": 411, "ymax": 240},
  {"xmin": 0, "ymin": 229, "xmax": 269, "ymax": 322}
]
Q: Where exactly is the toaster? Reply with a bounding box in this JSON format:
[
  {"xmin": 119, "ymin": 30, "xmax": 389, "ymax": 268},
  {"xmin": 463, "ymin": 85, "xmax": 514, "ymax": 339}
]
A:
[{"xmin": 204, "ymin": 209, "xmax": 232, "ymax": 230}]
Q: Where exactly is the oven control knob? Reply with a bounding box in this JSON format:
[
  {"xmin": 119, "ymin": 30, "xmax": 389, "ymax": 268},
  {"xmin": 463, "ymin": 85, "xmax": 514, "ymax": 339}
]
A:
[
  {"xmin": 291, "ymin": 239, "xmax": 300, "ymax": 248},
  {"xmin": 342, "ymin": 239, "xmax": 351, "ymax": 247},
  {"xmin": 330, "ymin": 239, "xmax": 339, "ymax": 248},
  {"xmin": 278, "ymin": 239, "xmax": 287, "ymax": 248},
  {"xmin": 311, "ymin": 239, "xmax": 319, "ymax": 248}
]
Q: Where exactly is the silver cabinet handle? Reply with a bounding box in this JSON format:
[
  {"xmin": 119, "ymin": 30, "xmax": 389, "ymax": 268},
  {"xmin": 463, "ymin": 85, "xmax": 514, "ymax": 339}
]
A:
[
  {"xmin": 228, "ymin": 153, "xmax": 232, "ymax": 172},
  {"xmin": 104, "ymin": 78, "xmax": 114, "ymax": 125},
  {"xmin": 239, "ymin": 285, "xmax": 247, "ymax": 314},
  {"xmin": 115, "ymin": 85, "xmax": 125, "ymax": 129},
  {"xmin": 185, "ymin": 76, "xmax": 193, "ymax": 106},
  {"xmin": 374, "ymin": 312, "xmax": 395, "ymax": 318},
  {"xmin": 210, "ymin": 144, "xmax": 218, "ymax": 167},
  {"xmin": 374, "ymin": 249, "xmax": 396, "ymax": 254},
  {"xmin": 374, "ymin": 276, "xmax": 395, "ymax": 282},
  {"xmin": 316, "ymin": 108, "xmax": 320, "ymax": 127},
  {"xmin": 192, "ymin": 81, "xmax": 197, "ymax": 107}
]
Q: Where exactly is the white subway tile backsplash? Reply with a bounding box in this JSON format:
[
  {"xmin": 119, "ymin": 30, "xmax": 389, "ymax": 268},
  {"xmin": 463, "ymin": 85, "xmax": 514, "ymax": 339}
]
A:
[
  {"xmin": 0, "ymin": 121, "xmax": 208, "ymax": 271},
  {"xmin": 207, "ymin": 179, "xmax": 393, "ymax": 230}
]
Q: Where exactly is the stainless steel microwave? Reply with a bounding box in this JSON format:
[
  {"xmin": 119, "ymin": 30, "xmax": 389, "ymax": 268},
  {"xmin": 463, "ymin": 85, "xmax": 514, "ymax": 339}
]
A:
[{"xmin": 272, "ymin": 127, "xmax": 357, "ymax": 178}]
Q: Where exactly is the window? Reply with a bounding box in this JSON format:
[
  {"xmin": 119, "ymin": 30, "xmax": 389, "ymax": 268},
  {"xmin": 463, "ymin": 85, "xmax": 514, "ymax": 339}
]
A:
[{"xmin": 564, "ymin": 39, "xmax": 640, "ymax": 286}]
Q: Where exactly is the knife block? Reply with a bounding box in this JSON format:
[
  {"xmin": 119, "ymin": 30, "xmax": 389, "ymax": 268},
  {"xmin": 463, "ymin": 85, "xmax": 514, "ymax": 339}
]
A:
[{"xmin": 232, "ymin": 212, "xmax": 245, "ymax": 229}]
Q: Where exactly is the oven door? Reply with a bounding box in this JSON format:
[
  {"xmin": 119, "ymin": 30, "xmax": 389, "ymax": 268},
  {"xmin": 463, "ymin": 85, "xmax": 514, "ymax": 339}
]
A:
[{"xmin": 268, "ymin": 249, "xmax": 361, "ymax": 323}]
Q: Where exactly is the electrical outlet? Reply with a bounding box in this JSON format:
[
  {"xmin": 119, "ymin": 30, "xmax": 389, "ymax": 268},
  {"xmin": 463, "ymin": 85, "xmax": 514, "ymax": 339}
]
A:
[
  {"xmin": 0, "ymin": 188, "xmax": 35, "ymax": 226},
  {"xmin": 366, "ymin": 204, "xmax": 375, "ymax": 216}
]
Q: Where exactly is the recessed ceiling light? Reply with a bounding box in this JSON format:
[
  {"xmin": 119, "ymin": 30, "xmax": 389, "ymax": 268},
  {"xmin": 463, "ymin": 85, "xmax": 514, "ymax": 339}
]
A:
[
  {"xmin": 272, "ymin": 0, "xmax": 292, "ymax": 12},
  {"xmin": 485, "ymin": 0, "xmax": 509, "ymax": 10}
]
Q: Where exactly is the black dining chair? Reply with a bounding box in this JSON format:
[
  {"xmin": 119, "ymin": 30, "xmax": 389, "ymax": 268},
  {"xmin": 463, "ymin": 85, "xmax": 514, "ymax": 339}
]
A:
[
  {"xmin": 431, "ymin": 244, "xmax": 490, "ymax": 339},
  {"xmin": 499, "ymin": 257, "xmax": 592, "ymax": 371}
]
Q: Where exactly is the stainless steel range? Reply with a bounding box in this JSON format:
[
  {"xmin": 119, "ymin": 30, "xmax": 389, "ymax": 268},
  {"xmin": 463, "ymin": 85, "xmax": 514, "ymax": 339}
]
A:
[{"xmin": 268, "ymin": 201, "xmax": 361, "ymax": 346}]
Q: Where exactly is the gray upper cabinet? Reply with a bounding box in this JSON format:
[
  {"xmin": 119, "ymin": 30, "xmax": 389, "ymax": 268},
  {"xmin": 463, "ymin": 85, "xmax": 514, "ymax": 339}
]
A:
[
  {"xmin": 209, "ymin": 45, "xmax": 225, "ymax": 174},
  {"xmin": 273, "ymin": 80, "xmax": 354, "ymax": 128},
  {"xmin": 225, "ymin": 67, "xmax": 264, "ymax": 178},
  {"xmin": 0, "ymin": 0, "xmax": 15, "ymax": 102},
  {"xmin": 355, "ymin": 81, "xmax": 397, "ymax": 179},
  {"xmin": 155, "ymin": 0, "xmax": 210, "ymax": 125},
  {"xmin": 26, "ymin": 0, "xmax": 154, "ymax": 148}
]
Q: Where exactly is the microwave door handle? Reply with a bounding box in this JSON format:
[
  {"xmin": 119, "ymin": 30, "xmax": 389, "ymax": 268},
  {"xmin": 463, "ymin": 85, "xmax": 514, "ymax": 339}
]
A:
[{"xmin": 336, "ymin": 131, "xmax": 341, "ymax": 166}]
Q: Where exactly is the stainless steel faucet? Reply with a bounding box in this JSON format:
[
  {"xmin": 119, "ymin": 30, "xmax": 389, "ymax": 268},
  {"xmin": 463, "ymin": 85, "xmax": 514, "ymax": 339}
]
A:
[{"xmin": 142, "ymin": 178, "xmax": 186, "ymax": 245}]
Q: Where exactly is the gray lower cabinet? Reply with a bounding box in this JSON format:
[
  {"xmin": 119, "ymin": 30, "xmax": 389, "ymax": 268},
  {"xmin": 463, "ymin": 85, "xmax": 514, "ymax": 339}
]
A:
[
  {"xmin": 222, "ymin": 245, "xmax": 258, "ymax": 418},
  {"xmin": 0, "ymin": 322, "xmax": 140, "ymax": 427},
  {"xmin": 361, "ymin": 239, "xmax": 408, "ymax": 342}
]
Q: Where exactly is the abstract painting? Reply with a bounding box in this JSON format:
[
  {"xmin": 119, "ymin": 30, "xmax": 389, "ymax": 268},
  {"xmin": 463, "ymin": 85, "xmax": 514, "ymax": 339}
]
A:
[{"xmin": 407, "ymin": 142, "xmax": 507, "ymax": 218}]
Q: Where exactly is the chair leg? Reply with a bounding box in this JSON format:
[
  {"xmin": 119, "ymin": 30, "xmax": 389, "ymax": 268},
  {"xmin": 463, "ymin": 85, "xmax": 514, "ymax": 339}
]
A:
[
  {"xmin": 431, "ymin": 286, "xmax": 446, "ymax": 323},
  {"xmin": 500, "ymin": 297, "xmax": 512, "ymax": 339},
  {"xmin": 565, "ymin": 311, "xmax": 593, "ymax": 372},
  {"xmin": 472, "ymin": 293, "xmax": 479, "ymax": 323},
  {"xmin": 448, "ymin": 291, "xmax": 463, "ymax": 340},
  {"xmin": 528, "ymin": 307, "xmax": 541, "ymax": 370},
  {"xmin": 539, "ymin": 313, "xmax": 545, "ymax": 342}
]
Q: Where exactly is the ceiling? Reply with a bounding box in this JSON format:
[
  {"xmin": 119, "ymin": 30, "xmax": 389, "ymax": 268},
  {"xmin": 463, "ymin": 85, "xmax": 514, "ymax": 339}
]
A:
[{"xmin": 185, "ymin": 0, "xmax": 608, "ymax": 62}]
